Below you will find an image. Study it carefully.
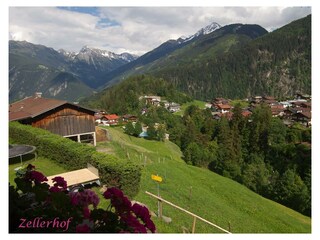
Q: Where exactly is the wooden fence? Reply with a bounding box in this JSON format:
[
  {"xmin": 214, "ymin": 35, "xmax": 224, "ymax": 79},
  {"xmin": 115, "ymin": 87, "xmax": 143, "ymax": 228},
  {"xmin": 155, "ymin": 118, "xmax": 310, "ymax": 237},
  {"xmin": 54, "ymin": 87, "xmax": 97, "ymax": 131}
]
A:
[{"xmin": 145, "ymin": 191, "xmax": 232, "ymax": 234}]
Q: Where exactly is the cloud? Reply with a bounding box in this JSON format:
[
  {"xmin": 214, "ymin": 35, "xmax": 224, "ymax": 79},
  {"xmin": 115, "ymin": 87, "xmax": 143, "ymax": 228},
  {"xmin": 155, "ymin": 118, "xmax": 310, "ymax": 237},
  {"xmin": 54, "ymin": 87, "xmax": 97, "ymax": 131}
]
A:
[{"xmin": 9, "ymin": 7, "xmax": 311, "ymax": 55}]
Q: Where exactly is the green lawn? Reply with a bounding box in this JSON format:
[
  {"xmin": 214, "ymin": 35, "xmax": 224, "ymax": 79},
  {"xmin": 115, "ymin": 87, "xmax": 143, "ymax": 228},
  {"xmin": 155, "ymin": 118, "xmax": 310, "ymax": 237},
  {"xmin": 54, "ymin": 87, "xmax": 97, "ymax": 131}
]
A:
[
  {"xmin": 229, "ymin": 99, "xmax": 250, "ymax": 108},
  {"xmin": 98, "ymin": 127, "xmax": 311, "ymax": 233},
  {"xmin": 9, "ymin": 155, "xmax": 66, "ymax": 186},
  {"xmin": 173, "ymin": 100, "xmax": 207, "ymax": 116}
]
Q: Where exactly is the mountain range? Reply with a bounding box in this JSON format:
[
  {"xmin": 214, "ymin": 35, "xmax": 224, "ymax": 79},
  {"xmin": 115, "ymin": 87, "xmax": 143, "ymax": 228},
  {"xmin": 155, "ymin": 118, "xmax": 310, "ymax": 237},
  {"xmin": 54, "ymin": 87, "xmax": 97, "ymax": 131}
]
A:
[
  {"xmin": 9, "ymin": 41, "xmax": 138, "ymax": 102},
  {"xmin": 93, "ymin": 14, "xmax": 310, "ymax": 104},
  {"xmin": 9, "ymin": 15, "xmax": 311, "ymax": 103}
]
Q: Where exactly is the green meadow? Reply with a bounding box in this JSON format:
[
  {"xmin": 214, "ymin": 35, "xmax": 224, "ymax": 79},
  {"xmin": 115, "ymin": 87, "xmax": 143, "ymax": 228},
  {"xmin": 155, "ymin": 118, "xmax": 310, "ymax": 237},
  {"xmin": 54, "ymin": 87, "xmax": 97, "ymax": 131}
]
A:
[{"xmin": 9, "ymin": 126, "xmax": 311, "ymax": 233}]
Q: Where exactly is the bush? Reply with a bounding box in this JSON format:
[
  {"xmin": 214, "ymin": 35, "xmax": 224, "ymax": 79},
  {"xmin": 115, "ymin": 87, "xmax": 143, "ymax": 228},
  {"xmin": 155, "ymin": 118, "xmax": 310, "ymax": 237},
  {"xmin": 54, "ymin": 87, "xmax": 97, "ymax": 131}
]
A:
[{"xmin": 9, "ymin": 122, "xmax": 141, "ymax": 197}]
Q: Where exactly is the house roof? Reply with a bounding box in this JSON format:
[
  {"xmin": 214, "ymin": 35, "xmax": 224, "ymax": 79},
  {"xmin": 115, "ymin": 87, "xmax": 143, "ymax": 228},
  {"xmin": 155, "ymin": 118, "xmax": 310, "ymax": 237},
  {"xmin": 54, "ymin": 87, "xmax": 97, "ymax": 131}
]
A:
[
  {"xmin": 122, "ymin": 114, "xmax": 137, "ymax": 118},
  {"xmin": 216, "ymin": 104, "xmax": 232, "ymax": 110},
  {"xmin": 295, "ymin": 111, "xmax": 311, "ymax": 119},
  {"xmin": 301, "ymin": 102, "xmax": 311, "ymax": 108},
  {"xmin": 9, "ymin": 95, "xmax": 94, "ymax": 121},
  {"xmin": 263, "ymin": 96, "xmax": 276, "ymax": 100},
  {"xmin": 104, "ymin": 114, "xmax": 119, "ymax": 120},
  {"xmin": 241, "ymin": 110, "xmax": 252, "ymax": 117}
]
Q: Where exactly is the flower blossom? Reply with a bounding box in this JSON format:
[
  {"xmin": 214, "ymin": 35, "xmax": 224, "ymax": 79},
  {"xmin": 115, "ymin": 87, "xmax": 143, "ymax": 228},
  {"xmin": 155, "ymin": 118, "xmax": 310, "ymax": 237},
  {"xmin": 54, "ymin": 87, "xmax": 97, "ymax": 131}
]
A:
[
  {"xmin": 69, "ymin": 189, "xmax": 100, "ymax": 208},
  {"xmin": 103, "ymin": 187, "xmax": 132, "ymax": 213},
  {"xmin": 26, "ymin": 170, "xmax": 48, "ymax": 183},
  {"xmin": 132, "ymin": 203, "xmax": 156, "ymax": 233},
  {"xmin": 49, "ymin": 176, "xmax": 67, "ymax": 192}
]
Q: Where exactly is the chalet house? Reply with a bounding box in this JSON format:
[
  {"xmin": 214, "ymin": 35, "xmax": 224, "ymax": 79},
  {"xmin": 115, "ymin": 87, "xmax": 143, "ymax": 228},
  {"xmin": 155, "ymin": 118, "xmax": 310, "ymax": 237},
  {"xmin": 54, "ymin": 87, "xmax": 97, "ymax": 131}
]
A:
[
  {"xmin": 212, "ymin": 98, "xmax": 229, "ymax": 105},
  {"xmin": 293, "ymin": 112, "xmax": 311, "ymax": 127},
  {"xmin": 262, "ymin": 96, "xmax": 277, "ymax": 106},
  {"xmin": 94, "ymin": 113, "xmax": 104, "ymax": 124},
  {"xmin": 241, "ymin": 110, "xmax": 252, "ymax": 118},
  {"xmin": 270, "ymin": 104, "xmax": 285, "ymax": 117},
  {"xmin": 9, "ymin": 93, "xmax": 96, "ymax": 145},
  {"xmin": 279, "ymin": 101, "xmax": 292, "ymax": 108},
  {"xmin": 122, "ymin": 114, "xmax": 138, "ymax": 123},
  {"xmin": 250, "ymin": 96, "xmax": 262, "ymax": 104},
  {"xmin": 104, "ymin": 114, "xmax": 120, "ymax": 125},
  {"xmin": 168, "ymin": 103, "xmax": 181, "ymax": 113},
  {"xmin": 140, "ymin": 96, "xmax": 161, "ymax": 106},
  {"xmin": 161, "ymin": 100, "xmax": 170, "ymax": 108},
  {"xmin": 216, "ymin": 104, "xmax": 232, "ymax": 113}
]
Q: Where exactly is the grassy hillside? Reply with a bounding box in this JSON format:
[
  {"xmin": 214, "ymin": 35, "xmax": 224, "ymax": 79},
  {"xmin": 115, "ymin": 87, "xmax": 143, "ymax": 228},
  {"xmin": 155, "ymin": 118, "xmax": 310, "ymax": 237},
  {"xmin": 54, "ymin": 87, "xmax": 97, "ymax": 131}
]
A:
[
  {"xmin": 9, "ymin": 127, "xmax": 311, "ymax": 233},
  {"xmin": 97, "ymin": 127, "xmax": 311, "ymax": 233},
  {"xmin": 173, "ymin": 100, "xmax": 206, "ymax": 116}
]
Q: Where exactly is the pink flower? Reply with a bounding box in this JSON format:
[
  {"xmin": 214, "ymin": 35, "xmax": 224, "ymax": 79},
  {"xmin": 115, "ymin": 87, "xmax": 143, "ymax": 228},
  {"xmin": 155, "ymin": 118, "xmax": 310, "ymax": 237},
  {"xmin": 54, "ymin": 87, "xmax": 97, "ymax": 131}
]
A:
[
  {"xmin": 103, "ymin": 187, "xmax": 124, "ymax": 199},
  {"xmin": 144, "ymin": 218, "xmax": 156, "ymax": 233},
  {"xmin": 69, "ymin": 189, "xmax": 99, "ymax": 208},
  {"xmin": 52, "ymin": 176, "xmax": 67, "ymax": 190},
  {"xmin": 103, "ymin": 187, "xmax": 132, "ymax": 213},
  {"xmin": 49, "ymin": 186, "xmax": 61, "ymax": 193},
  {"xmin": 132, "ymin": 203, "xmax": 155, "ymax": 233},
  {"xmin": 27, "ymin": 170, "xmax": 48, "ymax": 183},
  {"xmin": 76, "ymin": 223, "xmax": 91, "ymax": 233},
  {"xmin": 121, "ymin": 214, "xmax": 147, "ymax": 233},
  {"xmin": 83, "ymin": 207, "xmax": 91, "ymax": 219}
]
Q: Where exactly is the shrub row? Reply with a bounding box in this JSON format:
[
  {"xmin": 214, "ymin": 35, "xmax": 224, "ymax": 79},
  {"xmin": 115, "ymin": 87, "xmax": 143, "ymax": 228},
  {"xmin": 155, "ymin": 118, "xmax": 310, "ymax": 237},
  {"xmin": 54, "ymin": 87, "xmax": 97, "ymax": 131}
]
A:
[{"xmin": 9, "ymin": 122, "xmax": 141, "ymax": 197}]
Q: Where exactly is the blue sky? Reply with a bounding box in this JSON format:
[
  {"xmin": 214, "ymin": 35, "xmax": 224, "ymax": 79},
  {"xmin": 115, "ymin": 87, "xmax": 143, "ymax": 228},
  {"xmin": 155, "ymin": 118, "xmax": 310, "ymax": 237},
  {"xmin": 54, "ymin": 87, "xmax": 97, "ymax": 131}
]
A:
[
  {"xmin": 9, "ymin": 6, "xmax": 311, "ymax": 55},
  {"xmin": 57, "ymin": 7, "xmax": 120, "ymax": 28}
]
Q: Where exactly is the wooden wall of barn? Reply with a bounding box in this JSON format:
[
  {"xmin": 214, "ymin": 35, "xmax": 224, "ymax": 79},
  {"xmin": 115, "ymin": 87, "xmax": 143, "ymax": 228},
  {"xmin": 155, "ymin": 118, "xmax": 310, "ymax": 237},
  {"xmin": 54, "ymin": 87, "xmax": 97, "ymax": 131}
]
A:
[{"xmin": 31, "ymin": 104, "xmax": 95, "ymax": 137}]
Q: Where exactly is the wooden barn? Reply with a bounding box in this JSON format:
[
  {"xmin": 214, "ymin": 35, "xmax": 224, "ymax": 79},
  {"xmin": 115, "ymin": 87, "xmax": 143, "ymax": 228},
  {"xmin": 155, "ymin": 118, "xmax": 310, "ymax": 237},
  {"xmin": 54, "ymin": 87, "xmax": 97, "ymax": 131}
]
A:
[{"xmin": 9, "ymin": 93, "xmax": 97, "ymax": 145}]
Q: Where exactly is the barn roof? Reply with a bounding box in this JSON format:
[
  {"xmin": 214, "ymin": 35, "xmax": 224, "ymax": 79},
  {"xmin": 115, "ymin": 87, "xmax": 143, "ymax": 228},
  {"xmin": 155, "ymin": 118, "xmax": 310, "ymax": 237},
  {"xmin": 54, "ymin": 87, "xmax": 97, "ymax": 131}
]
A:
[{"xmin": 9, "ymin": 95, "xmax": 94, "ymax": 121}]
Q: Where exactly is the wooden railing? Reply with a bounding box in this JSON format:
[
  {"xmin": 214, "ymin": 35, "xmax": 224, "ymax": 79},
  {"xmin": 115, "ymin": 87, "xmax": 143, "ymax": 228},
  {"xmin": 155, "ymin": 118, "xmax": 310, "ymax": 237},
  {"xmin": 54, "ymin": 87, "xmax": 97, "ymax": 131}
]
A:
[{"xmin": 145, "ymin": 191, "xmax": 232, "ymax": 234}]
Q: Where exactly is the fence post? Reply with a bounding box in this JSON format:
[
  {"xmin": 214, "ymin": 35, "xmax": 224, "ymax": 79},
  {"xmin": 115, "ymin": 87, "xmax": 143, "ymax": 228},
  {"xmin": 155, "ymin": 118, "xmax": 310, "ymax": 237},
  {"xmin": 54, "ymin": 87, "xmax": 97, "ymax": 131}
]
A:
[
  {"xmin": 192, "ymin": 216, "xmax": 197, "ymax": 233},
  {"xmin": 159, "ymin": 200, "xmax": 163, "ymax": 218}
]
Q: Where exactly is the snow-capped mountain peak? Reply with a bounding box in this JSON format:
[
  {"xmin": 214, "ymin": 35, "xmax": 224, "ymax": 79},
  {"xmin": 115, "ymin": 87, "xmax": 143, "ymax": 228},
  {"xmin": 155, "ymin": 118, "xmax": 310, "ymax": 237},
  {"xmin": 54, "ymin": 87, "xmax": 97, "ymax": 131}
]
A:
[
  {"xmin": 196, "ymin": 22, "xmax": 221, "ymax": 36},
  {"xmin": 58, "ymin": 45, "xmax": 138, "ymax": 64},
  {"xmin": 182, "ymin": 22, "xmax": 222, "ymax": 43},
  {"xmin": 58, "ymin": 49, "xmax": 77, "ymax": 60}
]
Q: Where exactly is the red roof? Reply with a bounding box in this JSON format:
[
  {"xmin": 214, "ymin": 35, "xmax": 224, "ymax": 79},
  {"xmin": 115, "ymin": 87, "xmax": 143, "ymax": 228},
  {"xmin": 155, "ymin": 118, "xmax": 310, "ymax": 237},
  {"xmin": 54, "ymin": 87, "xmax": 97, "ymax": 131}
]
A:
[
  {"xmin": 296, "ymin": 111, "xmax": 311, "ymax": 119},
  {"xmin": 104, "ymin": 114, "xmax": 119, "ymax": 120},
  {"xmin": 217, "ymin": 104, "xmax": 232, "ymax": 110},
  {"xmin": 241, "ymin": 110, "xmax": 252, "ymax": 117}
]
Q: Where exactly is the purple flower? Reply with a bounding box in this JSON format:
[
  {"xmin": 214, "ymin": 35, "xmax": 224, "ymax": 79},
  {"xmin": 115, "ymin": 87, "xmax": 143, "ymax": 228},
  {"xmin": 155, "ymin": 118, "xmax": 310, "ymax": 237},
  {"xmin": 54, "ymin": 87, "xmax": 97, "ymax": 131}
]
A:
[
  {"xmin": 83, "ymin": 207, "xmax": 91, "ymax": 219},
  {"xmin": 132, "ymin": 203, "xmax": 155, "ymax": 233},
  {"xmin": 52, "ymin": 176, "xmax": 67, "ymax": 189},
  {"xmin": 103, "ymin": 187, "xmax": 132, "ymax": 213},
  {"xmin": 49, "ymin": 186, "xmax": 61, "ymax": 193},
  {"xmin": 121, "ymin": 214, "xmax": 147, "ymax": 233},
  {"xmin": 103, "ymin": 187, "xmax": 124, "ymax": 199},
  {"xmin": 144, "ymin": 218, "xmax": 156, "ymax": 233},
  {"xmin": 27, "ymin": 170, "xmax": 48, "ymax": 183},
  {"xmin": 69, "ymin": 189, "xmax": 99, "ymax": 208}
]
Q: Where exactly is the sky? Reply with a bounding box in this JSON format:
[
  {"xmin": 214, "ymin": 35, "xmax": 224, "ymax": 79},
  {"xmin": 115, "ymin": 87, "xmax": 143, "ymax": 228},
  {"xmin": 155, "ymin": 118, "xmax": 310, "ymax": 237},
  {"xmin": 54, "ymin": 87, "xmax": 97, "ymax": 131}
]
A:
[
  {"xmin": 3, "ymin": 1, "xmax": 320, "ymax": 240},
  {"xmin": 9, "ymin": 6, "xmax": 311, "ymax": 55}
]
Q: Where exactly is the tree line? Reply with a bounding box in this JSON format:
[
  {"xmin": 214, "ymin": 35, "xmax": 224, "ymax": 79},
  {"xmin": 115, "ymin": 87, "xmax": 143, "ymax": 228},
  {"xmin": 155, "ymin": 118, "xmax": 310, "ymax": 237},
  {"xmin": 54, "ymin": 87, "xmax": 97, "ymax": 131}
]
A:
[{"xmin": 140, "ymin": 103, "xmax": 311, "ymax": 216}]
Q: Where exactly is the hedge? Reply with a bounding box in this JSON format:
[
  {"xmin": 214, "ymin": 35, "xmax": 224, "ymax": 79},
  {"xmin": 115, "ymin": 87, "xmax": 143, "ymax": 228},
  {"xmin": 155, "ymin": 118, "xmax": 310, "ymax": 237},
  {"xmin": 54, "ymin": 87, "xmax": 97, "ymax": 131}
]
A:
[{"xmin": 9, "ymin": 122, "xmax": 141, "ymax": 197}]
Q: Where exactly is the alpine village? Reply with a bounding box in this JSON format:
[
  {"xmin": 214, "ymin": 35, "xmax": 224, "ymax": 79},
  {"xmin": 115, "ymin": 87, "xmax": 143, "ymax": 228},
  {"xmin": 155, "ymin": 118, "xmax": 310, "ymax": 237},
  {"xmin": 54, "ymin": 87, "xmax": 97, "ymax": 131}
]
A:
[{"xmin": 9, "ymin": 13, "xmax": 311, "ymax": 233}]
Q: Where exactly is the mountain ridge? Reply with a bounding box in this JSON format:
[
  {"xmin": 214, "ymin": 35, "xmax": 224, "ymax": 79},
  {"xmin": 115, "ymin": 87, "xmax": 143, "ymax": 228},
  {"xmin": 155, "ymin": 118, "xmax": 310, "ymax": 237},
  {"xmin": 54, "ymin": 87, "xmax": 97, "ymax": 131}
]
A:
[{"xmin": 9, "ymin": 40, "xmax": 138, "ymax": 102}]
